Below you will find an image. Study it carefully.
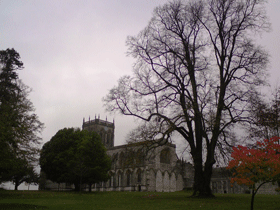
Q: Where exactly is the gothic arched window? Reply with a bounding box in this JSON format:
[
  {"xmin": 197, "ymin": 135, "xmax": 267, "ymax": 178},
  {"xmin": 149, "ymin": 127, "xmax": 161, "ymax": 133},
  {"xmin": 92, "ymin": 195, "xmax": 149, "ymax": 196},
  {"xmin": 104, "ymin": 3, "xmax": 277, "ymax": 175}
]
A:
[
  {"xmin": 119, "ymin": 152, "xmax": 125, "ymax": 168},
  {"xmin": 117, "ymin": 172, "xmax": 122, "ymax": 187},
  {"xmin": 126, "ymin": 171, "xmax": 131, "ymax": 186},
  {"xmin": 136, "ymin": 149, "xmax": 144, "ymax": 165},
  {"xmin": 160, "ymin": 148, "xmax": 171, "ymax": 164},
  {"xmin": 107, "ymin": 133, "xmax": 111, "ymax": 144},
  {"xmin": 108, "ymin": 173, "xmax": 114, "ymax": 187},
  {"xmin": 137, "ymin": 169, "xmax": 142, "ymax": 183}
]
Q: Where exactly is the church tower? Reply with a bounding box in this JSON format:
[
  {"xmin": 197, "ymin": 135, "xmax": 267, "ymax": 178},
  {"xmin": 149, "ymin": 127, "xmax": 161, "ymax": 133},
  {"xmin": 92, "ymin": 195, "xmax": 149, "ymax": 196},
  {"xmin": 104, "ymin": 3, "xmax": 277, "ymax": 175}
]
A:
[{"xmin": 82, "ymin": 115, "xmax": 115, "ymax": 149}]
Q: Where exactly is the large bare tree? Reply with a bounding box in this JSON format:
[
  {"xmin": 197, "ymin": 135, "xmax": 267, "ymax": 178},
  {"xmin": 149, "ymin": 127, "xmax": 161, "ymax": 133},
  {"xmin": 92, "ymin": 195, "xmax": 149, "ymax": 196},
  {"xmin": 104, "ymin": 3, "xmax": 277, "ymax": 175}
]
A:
[{"xmin": 104, "ymin": 0, "xmax": 269, "ymax": 197}]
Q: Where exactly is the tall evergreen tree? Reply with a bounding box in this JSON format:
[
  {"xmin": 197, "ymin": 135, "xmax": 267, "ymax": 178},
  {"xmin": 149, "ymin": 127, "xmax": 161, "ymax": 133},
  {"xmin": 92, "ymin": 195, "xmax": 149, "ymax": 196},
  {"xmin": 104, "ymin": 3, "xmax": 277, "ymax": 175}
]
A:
[{"xmin": 0, "ymin": 48, "xmax": 43, "ymax": 183}]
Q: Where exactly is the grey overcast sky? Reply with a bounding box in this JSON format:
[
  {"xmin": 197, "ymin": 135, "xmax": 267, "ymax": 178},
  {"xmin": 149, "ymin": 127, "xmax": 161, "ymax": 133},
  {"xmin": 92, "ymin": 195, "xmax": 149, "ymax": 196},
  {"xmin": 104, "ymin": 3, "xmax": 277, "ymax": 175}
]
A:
[{"xmin": 1, "ymin": 0, "xmax": 280, "ymax": 148}]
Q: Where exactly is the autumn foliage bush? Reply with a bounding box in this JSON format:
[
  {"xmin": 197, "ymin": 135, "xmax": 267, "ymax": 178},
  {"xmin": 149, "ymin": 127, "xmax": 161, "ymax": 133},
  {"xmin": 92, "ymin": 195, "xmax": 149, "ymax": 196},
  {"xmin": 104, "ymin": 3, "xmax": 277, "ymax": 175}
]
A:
[{"xmin": 227, "ymin": 136, "xmax": 280, "ymax": 210}]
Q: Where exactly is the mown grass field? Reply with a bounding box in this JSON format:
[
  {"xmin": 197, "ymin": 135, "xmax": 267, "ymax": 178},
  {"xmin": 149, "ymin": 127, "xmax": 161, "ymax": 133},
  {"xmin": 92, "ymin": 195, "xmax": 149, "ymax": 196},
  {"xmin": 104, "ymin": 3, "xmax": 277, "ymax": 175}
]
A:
[{"xmin": 0, "ymin": 190, "xmax": 279, "ymax": 210}]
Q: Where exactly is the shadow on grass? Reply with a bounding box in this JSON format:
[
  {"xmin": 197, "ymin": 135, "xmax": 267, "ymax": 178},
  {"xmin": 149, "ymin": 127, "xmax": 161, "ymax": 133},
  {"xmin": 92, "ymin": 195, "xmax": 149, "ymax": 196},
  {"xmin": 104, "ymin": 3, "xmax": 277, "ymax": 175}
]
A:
[
  {"xmin": 0, "ymin": 190, "xmax": 52, "ymax": 199},
  {"xmin": 0, "ymin": 203, "xmax": 48, "ymax": 209},
  {"xmin": 140, "ymin": 192, "xmax": 243, "ymax": 203}
]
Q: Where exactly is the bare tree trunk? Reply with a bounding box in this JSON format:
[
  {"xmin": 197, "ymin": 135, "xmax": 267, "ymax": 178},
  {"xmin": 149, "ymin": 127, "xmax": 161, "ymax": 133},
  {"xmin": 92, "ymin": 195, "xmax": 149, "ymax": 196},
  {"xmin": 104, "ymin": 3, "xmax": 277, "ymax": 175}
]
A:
[
  {"xmin": 88, "ymin": 183, "xmax": 92, "ymax": 192},
  {"xmin": 74, "ymin": 182, "xmax": 80, "ymax": 191},
  {"xmin": 251, "ymin": 188, "xmax": 256, "ymax": 210},
  {"xmin": 250, "ymin": 182, "xmax": 268, "ymax": 210},
  {"xmin": 14, "ymin": 181, "xmax": 19, "ymax": 191},
  {"xmin": 192, "ymin": 155, "xmax": 214, "ymax": 197}
]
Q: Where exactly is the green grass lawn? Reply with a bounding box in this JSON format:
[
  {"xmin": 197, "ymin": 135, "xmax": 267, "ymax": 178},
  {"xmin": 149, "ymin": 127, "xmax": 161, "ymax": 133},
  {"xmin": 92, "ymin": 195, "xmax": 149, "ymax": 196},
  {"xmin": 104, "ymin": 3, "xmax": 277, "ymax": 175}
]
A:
[{"xmin": 0, "ymin": 190, "xmax": 279, "ymax": 210}]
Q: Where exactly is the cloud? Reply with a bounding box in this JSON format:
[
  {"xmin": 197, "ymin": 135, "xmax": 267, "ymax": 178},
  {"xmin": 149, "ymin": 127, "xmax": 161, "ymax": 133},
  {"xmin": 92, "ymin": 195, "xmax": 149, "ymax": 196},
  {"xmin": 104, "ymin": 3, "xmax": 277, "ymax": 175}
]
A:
[{"xmin": 1, "ymin": 0, "xmax": 279, "ymax": 148}]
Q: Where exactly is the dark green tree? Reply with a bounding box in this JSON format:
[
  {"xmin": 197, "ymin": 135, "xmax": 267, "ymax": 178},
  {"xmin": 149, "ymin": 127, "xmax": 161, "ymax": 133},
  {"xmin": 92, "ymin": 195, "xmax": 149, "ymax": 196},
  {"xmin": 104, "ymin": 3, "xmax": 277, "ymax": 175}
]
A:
[
  {"xmin": 75, "ymin": 131, "xmax": 111, "ymax": 192},
  {"xmin": 40, "ymin": 128, "xmax": 79, "ymax": 186},
  {"xmin": 40, "ymin": 128, "xmax": 111, "ymax": 191},
  {"xmin": 104, "ymin": 0, "xmax": 269, "ymax": 197},
  {"xmin": 6, "ymin": 157, "xmax": 38, "ymax": 190},
  {"xmin": 0, "ymin": 48, "xmax": 43, "ymax": 183},
  {"xmin": 0, "ymin": 48, "xmax": 23, "ymax": 178}
]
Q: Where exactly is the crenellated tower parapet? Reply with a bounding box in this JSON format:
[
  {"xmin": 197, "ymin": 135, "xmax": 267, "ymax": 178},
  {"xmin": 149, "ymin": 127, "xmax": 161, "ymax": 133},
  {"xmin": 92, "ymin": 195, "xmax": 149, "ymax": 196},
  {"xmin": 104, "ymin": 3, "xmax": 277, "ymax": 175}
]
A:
[{"xmin": 82, "ymin": 115, "xmax": 115, "ymax": 149}]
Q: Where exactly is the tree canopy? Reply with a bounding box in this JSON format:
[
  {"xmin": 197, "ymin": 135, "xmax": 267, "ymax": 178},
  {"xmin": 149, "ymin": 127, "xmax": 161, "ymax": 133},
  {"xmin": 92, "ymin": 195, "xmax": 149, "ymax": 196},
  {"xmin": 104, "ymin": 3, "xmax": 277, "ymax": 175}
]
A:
[
  {"xmin": 104, "ymin": 0, "xmax": 270, "ymax": 197},
  {"xmin": 39, "ymin": 128, "xmax": 111, "ymax": 191},
  {"xmin": 248, "ymin": 87, "xmax": 280, "ymax": 141},
  {"xmin": 227, "ymin": 136, "xmax": 280, "ymax": 210},
  {"xmin": 2, "ymin": 157, "xmax": 39, "ymax": 190},
  {"xmin": 0, "ymin": 48, "xmax": 43, "ymax": 185}
]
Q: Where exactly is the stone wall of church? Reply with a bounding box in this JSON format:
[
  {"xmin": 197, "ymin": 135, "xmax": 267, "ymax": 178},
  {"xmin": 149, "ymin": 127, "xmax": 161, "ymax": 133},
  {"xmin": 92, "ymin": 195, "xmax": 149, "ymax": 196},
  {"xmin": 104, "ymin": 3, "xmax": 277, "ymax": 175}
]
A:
[
  {"xmin": 210, "ymin": 167, "xmax": 280, "ymax": 194},
  {"xmin": 91, "ymin": 143, "xmax": 185, "ymax": 192},
  {"xmin": 256, "ymin": 182, "xmax": 279, "ymax": 195}
]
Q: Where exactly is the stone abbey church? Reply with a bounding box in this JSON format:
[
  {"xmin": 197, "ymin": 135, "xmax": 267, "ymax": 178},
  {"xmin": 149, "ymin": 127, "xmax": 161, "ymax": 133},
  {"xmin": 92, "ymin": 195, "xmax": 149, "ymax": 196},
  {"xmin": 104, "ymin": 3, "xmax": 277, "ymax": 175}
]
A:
[
  {"xmin": 81, "ymin": 117, "xmax": 188, "ymax": 192},
  {"xmin": 43, "ymin": 117, "xmax": 279, "ymax": 194},
  {"xmin": 44, "ymin": 117, "xmax": 190, "ymax": 192}
]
